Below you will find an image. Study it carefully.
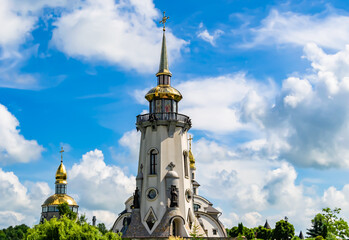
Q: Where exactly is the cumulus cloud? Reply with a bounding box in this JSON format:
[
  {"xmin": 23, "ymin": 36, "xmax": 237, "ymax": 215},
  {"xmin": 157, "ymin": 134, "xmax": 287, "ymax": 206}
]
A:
[
  {"xmin": 0, "ymin": 0, "xmax": 186, "ymax": 88},
  {"xmin": 79, "ymin": 208, "xmax": 119, "ymax": 228},
  {"xmin": 118, "ymin": 130, "xmax": 141, "ymax": 162},
  {"xmin": 0, "ymin": 0, "xmax": 71, "ymax": 56},
  {"xmin": 246, "ymin": 10, "xmax": 349, "ymax": 50},
  {"xmin": 176, "ymin": 73, "xmax": 274, "ymax": 133},
  {"xmin": 0, "ymin": 0, "xmax": 71, "ymax": 89},
  {"xmin": 51, "ymin": 0, "xmax": 187, "ymax": 73},
  {"xmin": 69, "ymin": 149, "xmax": 135, "ymax": 227},
  {"xmin": 0, "ymin": 148, "xmax": 135, "ymax": 229},
  {"xmin": 282, "ymin": 77, "xmax": 313, "ymax": 108},
  {"xmin": 192, "ymin": 138, "xmax": 328, "ymax": 231},
  {"xmin": 0, "ymin": 0, "xmax": 35, "ymax": 57},
  {"xmin": 255, "ymin": 43, "xmax": 349, "ymax": 168},
  {"xmin": 0, "ymin": 168, "xmax": 51, "ymax": 228},
  {"xmin": 0, "ymin": 104, "xmax": 44, "ymax": 163}
]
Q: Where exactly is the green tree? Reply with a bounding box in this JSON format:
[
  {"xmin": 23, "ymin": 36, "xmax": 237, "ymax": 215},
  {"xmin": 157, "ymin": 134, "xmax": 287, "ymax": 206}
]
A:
[
  {"xmin": 78, "ymin": 214, "xmax": 88, "ymax": 225},
  {"xmin": 1, "ymin": 224, "xmax": 29, "ymax": 240},
  {"xmin": 0, "ymin": 230, "xmax": 6, "ymax": 240},
  {"xmin": 190, "ymin": 222, "xmax": 204, "ymax": 240},
  {"xmin": 57, "ymin": 202, "xmax": 77, "ymax": 220},
  {"xmin": 273, "ymin": 219, "xmax": 295, "ymax": 240},
  {"xmin": 321, "ymin": 207, "xmax": 349, "ymax": 239},
  {"xmin": 26, "ymin": 215, "xmax": 121, "ymax": 240},
  {"xmin": 307, "ymin": 213, "xmax": 328, "ymax": 238},
  {"xmin": 255, "ymin": 225, "xmax": 273, "ymax": 240},
  {"xmin": 227, "ymin": 223, "xmax": 254, "ymax": 240},
  {"xmin": 97, "ymin": 223, "xmax": 107, "ymax": 235},
  {"xmin": 227, "ymin": 226, "xmax": 239, "ymax": 237}
]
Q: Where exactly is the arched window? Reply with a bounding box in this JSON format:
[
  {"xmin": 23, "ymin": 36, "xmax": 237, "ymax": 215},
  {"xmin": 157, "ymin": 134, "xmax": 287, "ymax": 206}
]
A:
[
  {"xmin": 150, "ymin": 150, "xmax": 157, "ymax": 174},
  {"xmin": 183, "ymin": 151, "xmax": 189, "ymax": 178},
  {"xmin": 194, "ymin": 204, "xmax": 200, "ymax": 212}
]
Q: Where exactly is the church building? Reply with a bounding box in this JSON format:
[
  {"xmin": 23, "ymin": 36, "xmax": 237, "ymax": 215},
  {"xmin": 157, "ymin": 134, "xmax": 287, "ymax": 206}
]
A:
[
  {"xmin": 111, "ymin": 13, "xmax": 227, "ymax": 238},
  {"xmin": 40, "ymin": 148, "xmax": 79, "ymax": 222}
]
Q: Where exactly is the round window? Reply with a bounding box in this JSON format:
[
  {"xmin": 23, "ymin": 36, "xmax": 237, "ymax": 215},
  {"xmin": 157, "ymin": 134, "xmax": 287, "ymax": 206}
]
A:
[
  {"xmin": 146, "ymin": 188, "xmax": 158, "ymax": 201},
  {"xmin": 185, "ymin": 189, "xmax": 192, "ymax": 202}
]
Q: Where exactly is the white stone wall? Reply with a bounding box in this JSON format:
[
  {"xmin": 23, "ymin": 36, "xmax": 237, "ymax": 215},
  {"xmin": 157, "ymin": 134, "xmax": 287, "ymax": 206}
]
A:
[{"xmin": 138, "ymin": 124, "xmax": 195, "ymax": 234}]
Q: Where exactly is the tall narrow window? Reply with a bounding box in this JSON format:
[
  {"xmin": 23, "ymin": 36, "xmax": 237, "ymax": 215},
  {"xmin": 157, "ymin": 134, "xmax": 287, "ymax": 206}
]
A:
[
  {"xmin": 184, "ymin": 152, "xmax": 189, "ymax": 178},
  {"xmin": 150, "ymin": 101, "xmax": 155, "ymax": 113},
  {"xmin": 173, "ymin": 100, "xmax": 177, "ymax": 113},
  {"xmin": 155, "ymin": 100, "xmax": 162, "ymax": 113},
  {"xmin": 150, "ymin": 150, "xmax": 157, "ymax": 174}
]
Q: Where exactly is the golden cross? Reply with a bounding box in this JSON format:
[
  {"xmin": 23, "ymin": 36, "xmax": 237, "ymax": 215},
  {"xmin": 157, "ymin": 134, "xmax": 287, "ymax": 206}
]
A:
[
  {"xmin": 60, "ymin": 147, "xmax": 64, "ymax": 162},
  {"xmin": 188, "ymin": 135, "xmax": 193, "ymax": 150},
  {"xmin": 159, "ymin": 11, "xmax": 169, "ymax": 31}
]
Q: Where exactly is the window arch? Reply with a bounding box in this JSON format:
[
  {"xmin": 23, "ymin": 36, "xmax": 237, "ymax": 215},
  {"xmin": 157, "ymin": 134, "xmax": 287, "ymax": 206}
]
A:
[
  {"xmin": 150, "ymin": 150, "xmax": 157, "ymax": 174},
  {"xmin": 183, "ymin": 151, "xmax": 189, "ymax": 178}
]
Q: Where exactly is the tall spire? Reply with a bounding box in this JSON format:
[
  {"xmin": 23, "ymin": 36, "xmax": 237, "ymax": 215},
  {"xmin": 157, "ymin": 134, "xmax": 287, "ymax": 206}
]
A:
[{"xmin": 156, "ymin": 12, "xmax": 172, "ymax": 77}]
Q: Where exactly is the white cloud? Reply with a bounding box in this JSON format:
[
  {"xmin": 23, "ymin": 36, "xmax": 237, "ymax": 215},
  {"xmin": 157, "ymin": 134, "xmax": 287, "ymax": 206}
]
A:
[
  {"xmin": 241, "ymin": 212, "xmax": 263, "ymax": 227},
  {"xmin": 0, "ymin": 0, "xmax": 72, "ymax": 89},
  {"xmin": 79, "ymin": 208, "xmax": 118, "ymax": 228},
  {"xmin": 282, "ymin": 77, "xmax": 313, "ymax": 108},
  {"xmin": 0, "ymin": 0, "xmax": 35, "ymax": 57},
  {"xmin": 118, "ymin": 130, "xmax": 140, "ymax": 161},
  {"xmin": 192, "ymin": 138, "xmax": 320, "ymax": 231},
  {"xmin": 246, "ymin": 10, "xmax": 349, "ymax": 50},
  {"xmin": 69, "ymin": 149, "xmax": 135, "ymax": 213},
  {"xmin": 0, "ymin": 104, "xmax": 44, "ymax": 163},
  {"xmin": 177, "ymin": 73, "xmax": 274, "ymax": 133},
  {"xmin": 259, "ymin": 43, "xmax": 349, "ymax": 168},
  {"xmin": 0, "ymin": 168, "xmax": 51, "ymax": 228},
  {"xmin": 0, "ymin": 0, "xmax": 73, "ymax": 57},
  {"xmin": 0, "ymin": 148, "xmax": 135, "ymax": 229},
  {"xmin": 51, "ymin": 0, "xmax": 187, "ymax": 74},
  {"xmin": 197, "ymin": 29, "xmax": 224, "ymax": 46}
]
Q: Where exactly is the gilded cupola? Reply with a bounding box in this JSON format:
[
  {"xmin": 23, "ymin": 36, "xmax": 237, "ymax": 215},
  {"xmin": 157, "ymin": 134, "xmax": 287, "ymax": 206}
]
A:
[
  {"xmin": 41, "ymin": 147, "xmax": 79, "ymax": 222},
  {"xmin": 188, "ymin": 135, "xmax": 196, "ymax": 170},
  {"xmin": 55, "ymin": 148, "xmax": 67, "ymax": 184}
]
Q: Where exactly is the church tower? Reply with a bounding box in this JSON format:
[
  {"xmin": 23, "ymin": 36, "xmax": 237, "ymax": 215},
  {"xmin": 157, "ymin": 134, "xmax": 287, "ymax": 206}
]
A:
[
  {"xmin": 41, "ymin": 147, "xmax": 79, "ymax": 222},
  {"xmin": 112, "ymin": 12, "xmax": 227, "ymax": 238}
]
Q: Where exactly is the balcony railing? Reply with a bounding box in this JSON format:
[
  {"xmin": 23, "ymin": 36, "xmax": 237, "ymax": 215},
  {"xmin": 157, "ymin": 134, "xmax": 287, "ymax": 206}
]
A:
[{"xmin": 136, "ymin": 113, "xmax": 191, "ymax": 125}]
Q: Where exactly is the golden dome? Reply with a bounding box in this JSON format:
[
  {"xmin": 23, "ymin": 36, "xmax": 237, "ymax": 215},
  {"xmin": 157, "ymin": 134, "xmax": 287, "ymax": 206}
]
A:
[
  {"xmin": 189, "ymin": 150, "xmax": 196, "ymax": 170},
  {"xmin": 55, "ymin": 161, "xmax": 67, "ymax": 184},
  {"xmin": 42, "ymin": 194, "xmax": 78, "ymax": 206},
  {"xmin": 145, "ymin": 85, "xmax": 182, "ymax": 102}
]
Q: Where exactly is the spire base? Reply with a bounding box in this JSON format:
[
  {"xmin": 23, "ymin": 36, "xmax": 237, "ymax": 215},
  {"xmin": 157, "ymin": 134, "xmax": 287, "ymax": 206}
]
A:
[{"xmin": 156, "ymin": 69, "xmax": 172, "ymax": 77}]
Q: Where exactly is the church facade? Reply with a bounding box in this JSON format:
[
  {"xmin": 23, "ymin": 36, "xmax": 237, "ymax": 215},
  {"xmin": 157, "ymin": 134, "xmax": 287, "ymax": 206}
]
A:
[
  {"xmin": 40, "ymin": 148, "xmax": 79, "ymax": 222},
  {"xmin": 111, "ymin": 13, "xmax": 227, "ymax": 238}
]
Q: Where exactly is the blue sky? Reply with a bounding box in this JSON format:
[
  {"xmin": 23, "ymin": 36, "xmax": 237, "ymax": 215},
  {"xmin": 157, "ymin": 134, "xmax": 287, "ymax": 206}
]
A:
[{"xmin": 2, "ymin": 0, "xmax": 349, "ymax": 233}]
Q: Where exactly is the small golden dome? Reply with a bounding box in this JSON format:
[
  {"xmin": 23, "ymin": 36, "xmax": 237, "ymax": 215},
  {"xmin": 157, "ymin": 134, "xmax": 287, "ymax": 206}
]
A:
[
  {"xmin": 189, "ymin": 150, "xmax": 196, "ymax": 170},
  {"xmin": 145, "ymin": 85, "xmax": 182, "ymax": 102},
  {"xmin": 42, "ymin": 194, "xmax": 78, "ymax": 206},
  {"xmin": 55, "ymin": 162, "xmax": 67, "ymax": 184}
]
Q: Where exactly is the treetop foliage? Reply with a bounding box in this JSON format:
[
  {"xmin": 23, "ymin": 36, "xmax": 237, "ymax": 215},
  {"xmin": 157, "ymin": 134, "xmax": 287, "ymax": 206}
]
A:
[
  {"xmin": 25, "ymin": 215, "xmax": 121, "ymax": 240},
  {"xmin": 0, "ymin": 224, "xmax": 29, "ymax": 240}
]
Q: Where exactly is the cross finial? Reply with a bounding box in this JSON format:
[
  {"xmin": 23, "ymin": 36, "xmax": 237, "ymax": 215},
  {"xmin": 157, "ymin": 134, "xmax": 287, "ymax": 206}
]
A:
[
  {"xmin": 159, "ymin": 11, "xmax": 169, "ymax": 31},
  {"xmin": 168, "ymin": 162, "xmax": 175, "ymax": 171},
  {"xmin": 188, "ymin": 135, "xmax": 193, "ymax": 150},
  {"xmin": 60, "ymin": 147, "xmax": 64, "ymax": 163}
]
